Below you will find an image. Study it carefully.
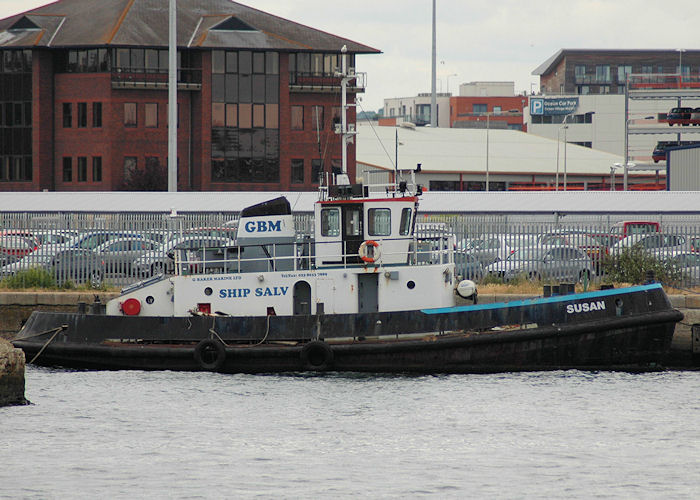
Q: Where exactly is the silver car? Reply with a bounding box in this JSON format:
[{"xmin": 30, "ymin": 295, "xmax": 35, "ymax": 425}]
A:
[
  {"xmin": 133, "ymin": 235, "xmax": 235, "ymax": 277},
  {"xmin": 94, "ymin": 237, "xmax": 160, "ymax": 276},
  {"xmin": 485, "ymin": 245, "xmax": 594, "ymax": 283}
]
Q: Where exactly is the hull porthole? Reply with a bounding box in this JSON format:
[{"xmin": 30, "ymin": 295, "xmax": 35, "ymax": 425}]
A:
[
  {"xmin": 194, "ymin": 339, "xmax": 226, "ymax": 371},
  {"xmin": 300, "ymin": 340, "xmax": 334, "ymax": 371}
]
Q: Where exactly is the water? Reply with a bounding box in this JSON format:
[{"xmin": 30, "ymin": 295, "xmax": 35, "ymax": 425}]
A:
[{"xmin": 2, "ymin": 368, "xmax": 700, "ymax": 499}]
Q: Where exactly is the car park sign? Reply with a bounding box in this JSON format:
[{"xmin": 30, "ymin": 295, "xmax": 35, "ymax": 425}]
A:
[{"xmin": 530, "ymin": 97, "xmax": 579, "ymax": 116}]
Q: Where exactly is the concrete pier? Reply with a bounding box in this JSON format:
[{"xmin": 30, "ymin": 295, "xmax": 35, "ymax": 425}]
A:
[{"xmin": 0, "ymin": 338, "xmax": 26, "ymax": 406}]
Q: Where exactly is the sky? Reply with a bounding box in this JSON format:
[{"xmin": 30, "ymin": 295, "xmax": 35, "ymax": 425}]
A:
[{"xmin": 2, "ymin": 0, "xmax": 700, "ymax": 112}]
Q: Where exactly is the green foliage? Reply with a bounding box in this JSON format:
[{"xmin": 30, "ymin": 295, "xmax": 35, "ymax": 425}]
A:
[
  {"xmin": 602, "ymin": 246, "xmax": 682, "ymax": 285},
  {"xmin": 1, "ymin": 267, "xmax": 56, "ymax": 289},
  {"xmin": 119, "ymin": 161, "xmax": 167, "ymax": 191}
]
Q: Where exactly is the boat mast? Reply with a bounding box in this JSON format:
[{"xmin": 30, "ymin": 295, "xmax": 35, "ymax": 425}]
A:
[
  {"xmin": 340, "ymin": 45, "xmax": 348, "ymax": 179},
  {"xmin": 167, "ymin": 0, "xmax": 177, "ymax": 192}
]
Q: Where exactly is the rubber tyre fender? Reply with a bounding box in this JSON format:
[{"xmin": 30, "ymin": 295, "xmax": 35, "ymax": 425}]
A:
[
  {"xmin": 193, "ymin": 339, "xmax": 226, "ymax": 371},
  {"xmin": 300, "ymin": 340, "xmax": 334, "ymax": 371}
]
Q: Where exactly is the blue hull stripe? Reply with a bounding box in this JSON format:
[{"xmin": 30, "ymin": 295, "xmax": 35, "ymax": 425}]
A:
[{"xmin": 422, "ymin": 283, "xmax": 663, "ymax": 315}]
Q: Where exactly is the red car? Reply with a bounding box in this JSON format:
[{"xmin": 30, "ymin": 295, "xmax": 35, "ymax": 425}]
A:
[{"xmin": 0, "ymin": 231, "xmax": 40, "ymax": 265}]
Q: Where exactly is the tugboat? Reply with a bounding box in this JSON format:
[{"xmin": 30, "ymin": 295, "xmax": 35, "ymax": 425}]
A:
[{"xmin": 12, "ymin": 50, "xmax": 683, "ymax": 374}]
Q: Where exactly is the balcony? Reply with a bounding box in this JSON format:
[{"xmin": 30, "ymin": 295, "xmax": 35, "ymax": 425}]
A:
[
  {"xmin": 289, "ymin": 71, "xmax": 366, "ymax": 93},
  {"xmin": 573, "ymin": 75, "xmax": 612, "ymax": 85},
  {"xmin": 111, "ymin": 68, "xmax": 201, "ymax": 91}
]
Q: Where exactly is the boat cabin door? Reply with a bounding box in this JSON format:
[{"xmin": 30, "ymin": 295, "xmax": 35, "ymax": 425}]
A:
[
  {"xmin": 341, "ymin": 204, "xmax": 364, "ymax": 265},
  {"xmin": 358, "ymin": 273, "xmax": 379, "ymax": 313}
]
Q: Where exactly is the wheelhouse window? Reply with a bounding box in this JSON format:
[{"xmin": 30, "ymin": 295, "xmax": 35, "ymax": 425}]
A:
[
  {"xmin": 368, "ymin": 208, "xmax": 391, "ymax": 237},
  {"xmin": 399, "ymin": 208, "xmax": 412, "ymax": 236},
  {"xmin": 320, "ymin": 208, "xmax": 340, "ymax": 237}
]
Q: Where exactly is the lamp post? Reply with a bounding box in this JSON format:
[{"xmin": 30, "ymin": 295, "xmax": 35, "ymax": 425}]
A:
[
  {"xmin": 486, "ymin": 113, "xmax": 490, "ymax": 191},
  {"xmin": 677, "ymin": 48, "xmax": 686, "ymax": 77},
  {"xmin": 556, "ymin": 114, "xmax": 570, "ymax": 191},
  {"xmin": 445, "ymin": 73, "xmax": 458, "ymax": 95}
]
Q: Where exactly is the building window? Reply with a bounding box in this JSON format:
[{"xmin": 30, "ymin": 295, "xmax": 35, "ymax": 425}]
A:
[
  {"xmin": 92, "ymin": 157, "xmax": 102, "ymax": 182},
  {"xmin": 291, "ymin": 105, "xmax": 304, "ymax": 130},
  {"xmin": 595, "ymin": 65, "xmax": 610, "ymax": 82},
  {"xmin": 145, "ymin": 103, "xmax": 158, "ymax": 127},
  {"xmin": 76, "ymin": 102, "xmax": 87, "ymax": 128},
  {"xmin": 92, "ymin": 102, "xmax": 102, "ymax": 127},
  {"xmin": 124, "ymin": 103, "xmax": 137, "ymax": 127},
  {"xmin": 210, "ymin": 49, "xmax": 280, "ymax": 183},
  {"xmin": 311, "ymin": 158, "xmax": 322, "ymax": 184},
  {"xmin": 62, "ymin": 157, "xmax": 72, "ymax": 182},
  {"xmin": 123, "ymin": 156, "xmax": 137, "ymax": 178},
  {"xmin": 641, "ymin": 65, "xmax": 653, "ymax": 74},
  {"xmin": 311, "ymin": 105, "xmax": 324, "ymax": 131},
  {"xmin": 575, "ymin": 65, "xmax": 586, "ymax": 78},
  {"xmin": 77, "ymin": 156, "xmax": 87, "ymax": 181},
  {"xmin": 291, "ymin": 159, "xmax": 304, "ymax": 184},
  {"xmin": 62, "ymin": 103, "xmax": 72, "ymax": 127},
  {"xmin": 473, "ymin": 103, "xmax": 487, "ymax": 114},
  {"xmin": 617, "ymin": 65, "xmax": 632, "ymax": 83}
]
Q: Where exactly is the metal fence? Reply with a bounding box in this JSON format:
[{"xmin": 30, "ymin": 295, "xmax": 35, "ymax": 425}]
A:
[{"xmin": 1, "ymin": 211, "xmax": 699, "ymax": 290}]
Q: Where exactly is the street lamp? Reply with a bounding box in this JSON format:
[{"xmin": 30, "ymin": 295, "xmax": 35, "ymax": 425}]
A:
[
  {"xmin": 676, "ymin": 48, "xmax": 686, "ymax": 76},
  {"xmin": 555, "ymin": 114, "xmax": 571, "ymax": 191},
  {"xmin": 445, "ymin": 73, "xmax": 458, "ymax": 95}
]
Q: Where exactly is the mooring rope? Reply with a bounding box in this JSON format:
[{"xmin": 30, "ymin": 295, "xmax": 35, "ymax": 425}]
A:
[{"xmin": 28, "ymin": 325, "xmax": 68, "ymax": 365}]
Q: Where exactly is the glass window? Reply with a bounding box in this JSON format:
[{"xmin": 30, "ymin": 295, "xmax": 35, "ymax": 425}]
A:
[
  {"xmin": 265, "ymin": 52, "xmax": 278, "ymax": 74},
  {"xmin": 238, "ymin": 51, "xmax": 252, "ymax": 74},
  {"xmin": 345, "ymin": 207, "xmax": 361, "ymax": 237},
  {"xmin": 252, "ymin": 74, "xmax": 265, "ymax": 102},
  {"xmin": 239, "ymin": 103, "xmax": 252, "ymax": 128},
  {"xmin": 595, "ymin": 65, "xmax": 610, "ymax": 82},
  {"xmin": 62, "ymin": 103, "xmax": 72, "ymax": 127},
  {"xmin": 473, "ymin": 103, "xmax": 487, "ymax": 114},
  {"xmin": 226, "ymin": 104, "xmax": 237, "ymax": 127},
  {"xmin": 92, "ymin": 102, "xmax": 102, "ymax": 127},
  {"xmin": 77, "ymin": 102, "xmax": 87, "ymax": 127},
  {"xmin": 368, "ymin": 208, "xmax": 391, "ymax": 236},
  {"xmin": 130, "ymin": 49, "xmax": 144, "ymax": 71},
  {"xmin": 399, "ymin": 208, "xmax": 412, "ymax": 236},
  {"xmin": 575, "ymin": 65, "xmax": 586, "ymax": 78},
  {"xmin": 145, "ymin": 103, "xmax": 158, "ymax": 127},
  {"xmin": 124, "ymin": 102, "xmax": 137, "ymax": 127},
  {"xmin": 116, "ymin": 48, "xmax": 129, "ymax": 70},
  {"xmin": 92, "ymin": 157, "xmax": 102, "ymax": 182},
  {"xmin": 311, "ymin": 105, "xmax": 323, "ymax": 131},
  {"xmin": 226, "ymin": 52, "xmax": 237, "ymax": 73},
  {"xmin": 212, "ymin": 103, "xmax": 225, "ymax": 127},
  {"xmin": 253, "ymin": 104, "xmax": 265, "ymax": 128},
  {"xmin": 253, "ymin": 52, "xmax": 265, "ymax": 74},
  {"xmin": 291, "ymin": 105, "xmax": 303, "ymax": 130},
  {"xmin": 291, "ymin": 158, "xmax": 304, "ymax": 184},
  {"xmin": 212, "ymin": 50, "xmax": 225, "ymax": 74},
  {"xmin": 311, "ymin": 159, "xmax": 322, "ymax": 184},
  {"xmin": 617, "ymin": 65, "xmax": 632, "ymax": 82},
  {"xmin": 77, "ymin": 157, "xmax": 87, "ymax": 181},
  {"xmin": 265, "ymin": 104, "xmax": 278, "ymax": 129},
  {"xmin": 62, "ymin": 157, "xmax": 72, "ymax": 182},
  {"xmin": 321, "ymin": 208, "xmax": 340, "ymax": 236},
  {"xmin": 145, "ymin": 49, "xmax": 159, "ymax": 71}
]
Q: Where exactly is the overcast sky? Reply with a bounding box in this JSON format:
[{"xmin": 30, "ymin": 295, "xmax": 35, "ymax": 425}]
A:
[{"xmin": 2, "ymin": 0, "xmax": 699, "ymax": 112}]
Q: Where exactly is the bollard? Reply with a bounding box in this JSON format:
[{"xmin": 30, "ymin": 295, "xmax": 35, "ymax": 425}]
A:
[{"xmin": 543, "ymin": 285, "xmax": 552, "ymax": 297}]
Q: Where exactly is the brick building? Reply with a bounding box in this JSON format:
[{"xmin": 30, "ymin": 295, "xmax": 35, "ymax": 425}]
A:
[
  {"xmin": 533, "ymin": 49, "xmax": 700, "ymax": 96},
  {"xmin": 0, "ymin": 0, "xmax": 378, "ymax": 192}
]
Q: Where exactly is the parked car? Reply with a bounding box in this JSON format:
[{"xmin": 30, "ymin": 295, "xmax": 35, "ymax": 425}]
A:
[
  {"xmin": 94, "ymin": 236, "xmax": 160, "ymax": 276},
  {"xmin": 667, "ymin": 107, "xmax": 693, "ymax": 126},
  {"xmin": 609, "ymin": 221, "xmax": 660, "ymax": 238},
  {"xmin": 538, "ymin": 231, "xmax": 608, "ymax": 262},
  {"xmin": 664, "ymin": 251, "xmax": 700, "ymax": 286},
  {"xmin": 459, "ymin": 234, "xmax": 515, "ymax": 266},
  {"xmin": 133, "ymin": 235, "xmax": 235, "ymax": 277},
  {"xmin": 0, "ymin": 246, "xmax": 105, "ymax": 288},
  {"xmin": 610, "ymin": 233, "xmax": 691, "ymax": 259},
  {"xmin": 692, "ymin": 107, "xmax": 700, "ymax": 126},
  {"xmin": 455, "ymin": 252, "xmax": 484, "ymax": 281},
  {"xmin": 32, "ymin": 229, "xmax": 80, "ymax": 246},
  {"xmin": 484, "ymin": 245, "xmax": 594, "ymax": 283},
  {"xmin": 0, "ymin": 231, "xmax": 39, "ymax": 266}
]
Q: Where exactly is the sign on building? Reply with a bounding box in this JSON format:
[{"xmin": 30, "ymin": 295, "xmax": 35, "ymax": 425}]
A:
[{"xmin": 530, "ymin": 97, "xmax": 579, "ymax": 116}]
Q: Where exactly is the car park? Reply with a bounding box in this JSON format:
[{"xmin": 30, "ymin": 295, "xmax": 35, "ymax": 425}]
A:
[
  {"xmin": 459, "ymin": 234, "xmax": 516, "ymax": 266},
  {"xmin": 664, "ymin": 251, "xmax": 700, "ymax": 286},
  {"xmin": 484, "ymin": 245, "xmax": 594, "ymax": 283}
]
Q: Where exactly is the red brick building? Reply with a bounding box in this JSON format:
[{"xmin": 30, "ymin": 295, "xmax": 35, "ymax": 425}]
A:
[
  {"xmin": 449, "ymin": 96, "xmax": 528, "ymax": 131},
  {"xmin": 0, "ymin": 0, "xmax": 379, "ymax": 192}
]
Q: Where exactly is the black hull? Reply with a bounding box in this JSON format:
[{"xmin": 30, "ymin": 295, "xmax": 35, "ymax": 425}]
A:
[{"xmin": 12, "ymin": 284, "xmax": 683, "ymax": 374}]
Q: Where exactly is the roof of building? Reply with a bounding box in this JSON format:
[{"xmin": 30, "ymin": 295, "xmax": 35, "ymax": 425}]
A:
[
  {"xmin": 0, "ymin": 0, "xmax": 379, "ymax": 53},
  {"xmin": 356, "ymin": 123, "xmax": 624, "ymax": 176},
  {"xmin": 0, "ymin": 190, "xmax": 698, "ymax": 215},
  {"xmin": 532, "ymin": 49, "xmax": 700, "ymax": 76}
]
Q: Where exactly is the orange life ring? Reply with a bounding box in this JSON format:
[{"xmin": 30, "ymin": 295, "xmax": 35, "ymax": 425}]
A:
[{"xmin": 358, "ymin": 240, "xmax": 381, "ymax": 263}]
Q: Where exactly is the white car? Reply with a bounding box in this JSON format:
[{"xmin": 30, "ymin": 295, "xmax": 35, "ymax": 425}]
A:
[{"xmin": 610, "ymin": 233, "xmax": 691, "ymax": 259}]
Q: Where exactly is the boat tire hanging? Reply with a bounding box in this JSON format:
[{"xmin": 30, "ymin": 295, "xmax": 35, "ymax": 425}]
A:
[
  {"xmin": 194, "ymin": 339, "xmax": 227, "ymax": 371},
  {"xmin": 300, "ymin": 340, "xmax": 334, "ymax": 371},
  {"xmin": 358, "ymin": 240, "xmax": 381, "ymax": 263}
]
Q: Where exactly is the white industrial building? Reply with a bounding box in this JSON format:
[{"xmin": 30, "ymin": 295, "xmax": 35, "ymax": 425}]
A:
[{"xmin": 355, "ymin": 122, "xmax": 662, "ymax": 191}]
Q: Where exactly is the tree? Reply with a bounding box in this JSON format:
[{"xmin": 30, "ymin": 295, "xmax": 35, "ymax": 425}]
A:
[{"xmin": 119, "ymin": 158, "xmax": 167, "ymax": 191}]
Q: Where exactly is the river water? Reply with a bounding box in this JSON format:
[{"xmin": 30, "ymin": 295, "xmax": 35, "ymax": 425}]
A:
[{"xmin": 2, "ymin": 367, "xmax": 700, "ymax": 499}]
